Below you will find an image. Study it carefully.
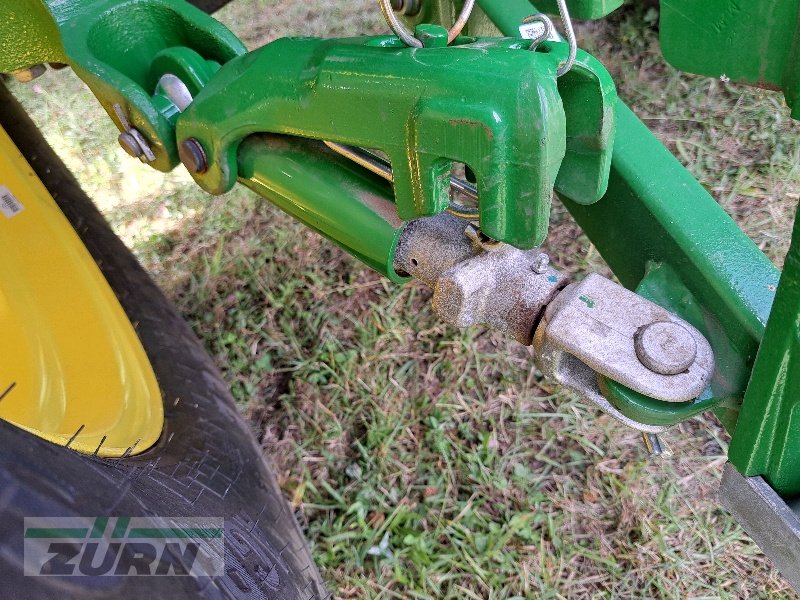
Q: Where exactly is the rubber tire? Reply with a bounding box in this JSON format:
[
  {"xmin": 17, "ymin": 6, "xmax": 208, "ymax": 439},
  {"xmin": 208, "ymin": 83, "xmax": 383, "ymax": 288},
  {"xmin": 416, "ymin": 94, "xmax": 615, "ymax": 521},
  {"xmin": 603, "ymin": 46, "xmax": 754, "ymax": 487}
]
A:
[{"xmin": 0, "ymin": 85, "xmax": 328, "ymax": 599}]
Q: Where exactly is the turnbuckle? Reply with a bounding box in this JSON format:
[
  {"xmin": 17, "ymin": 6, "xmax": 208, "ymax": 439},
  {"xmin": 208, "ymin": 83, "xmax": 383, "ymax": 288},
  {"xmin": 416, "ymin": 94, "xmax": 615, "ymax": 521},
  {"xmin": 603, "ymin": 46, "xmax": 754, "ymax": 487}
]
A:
[{"xmin": 394, "ymin": 213, "xmax": 715, "ymax": 434}]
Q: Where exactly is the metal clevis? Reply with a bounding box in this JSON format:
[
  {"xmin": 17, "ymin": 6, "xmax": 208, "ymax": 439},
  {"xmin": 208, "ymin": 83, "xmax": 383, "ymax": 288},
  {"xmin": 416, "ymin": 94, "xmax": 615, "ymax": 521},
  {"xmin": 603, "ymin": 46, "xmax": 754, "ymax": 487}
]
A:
[{"xmin": 394, "ymin": 212, "xmax": 715, "ymax": 434}]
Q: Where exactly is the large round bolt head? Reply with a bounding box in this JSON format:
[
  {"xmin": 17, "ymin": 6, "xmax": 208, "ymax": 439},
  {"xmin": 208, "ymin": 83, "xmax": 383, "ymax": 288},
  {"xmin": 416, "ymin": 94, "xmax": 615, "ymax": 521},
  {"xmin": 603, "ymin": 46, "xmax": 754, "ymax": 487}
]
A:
[
  {"xmin": 634, "ymin": 321, "xmax": 697, "ymax": 375},
  {"xmin": 179, "ymin": 138, "xmax": 208, "ymax": 174},
  {"xmin": 118, "ymin": 131, "xmax": 143, "ymax": 158}
]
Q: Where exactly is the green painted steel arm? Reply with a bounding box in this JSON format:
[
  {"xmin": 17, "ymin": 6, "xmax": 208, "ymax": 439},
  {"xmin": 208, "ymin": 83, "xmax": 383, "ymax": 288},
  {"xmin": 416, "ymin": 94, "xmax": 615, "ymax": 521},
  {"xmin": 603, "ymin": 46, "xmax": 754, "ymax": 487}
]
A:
[
  {"xmin": 659, "ymin": 0, "xmax": 800, "ymax": 120},
  {"xmin": 177, "ymin": 33, "xmax": 568, "ymax": 249},
  {"xmin": 533, "ymin": 0, "xmax": 622, "ymax": 20},
  {"xmin": 728, "ymin": 217, "xmax": 800, "ymax": 496},
  {"xmin": 0, "ymin": 0, "xmax": 246, "ymax": 170}
]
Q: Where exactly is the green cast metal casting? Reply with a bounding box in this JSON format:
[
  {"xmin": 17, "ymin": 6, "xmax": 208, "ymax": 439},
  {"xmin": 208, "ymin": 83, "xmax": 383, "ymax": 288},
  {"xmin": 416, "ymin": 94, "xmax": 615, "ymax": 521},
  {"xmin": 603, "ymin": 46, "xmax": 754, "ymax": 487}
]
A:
[
  {"xmin": 547, "ymin": 42, "xmax": 616, "ymax": 206},
  {"xmin": 0, "ymin": 2, "xmax": 66, "ymax": 72},
  {"xmin": 728, "ymin": 218, "xmax": 800, "ymax": 496},
  {"xmin": 178, "ymin": 33, "xmax": 616, "ymax": 248},
  {"xmin": 178, "ymin": 33, "xmax": 571, "ymax": 249},
  {"xmin": 480, "ymin": 0, "xmax": 780, "ymax": 432},
  {"xmin": 238, "ymin": 134, "xmax": 407, "ymax": 282},
  {"xmin": 659, "ymin": 0, "xmax": 800, "ymax": 120},
  {"xmin": 2, "ymin": 0, "xmax": 245, "ymax": 170},
  {"xmin": 533, "ymin": 0, "xmax": 623, "ymax": 20},
  {"xmin": 387, "ymin": 2, "xmax": 620, "ymax": 208}
]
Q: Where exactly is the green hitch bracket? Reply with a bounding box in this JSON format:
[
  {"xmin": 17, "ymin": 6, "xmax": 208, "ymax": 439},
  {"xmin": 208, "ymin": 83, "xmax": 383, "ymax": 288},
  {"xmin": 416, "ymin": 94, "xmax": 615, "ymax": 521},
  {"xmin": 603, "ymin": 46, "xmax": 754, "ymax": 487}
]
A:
[
  {"xmin": 177, "ymin": 33, "xmax": 604, "ymax": 249},
  {"xmin": 1, "ymin": 0, "xmax": 246, "ymax": 170},
  {"xmin": 545, "ymin": 41, "xmax": 617, "ymax": 206}
]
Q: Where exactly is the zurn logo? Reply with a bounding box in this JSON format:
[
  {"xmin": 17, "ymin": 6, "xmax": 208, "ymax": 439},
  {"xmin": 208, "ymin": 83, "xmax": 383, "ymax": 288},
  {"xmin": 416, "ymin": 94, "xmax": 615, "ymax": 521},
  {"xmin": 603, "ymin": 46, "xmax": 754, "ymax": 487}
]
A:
[{"xmin": 24, "ymin": 516, "xmax": 224, "ymax": 576}]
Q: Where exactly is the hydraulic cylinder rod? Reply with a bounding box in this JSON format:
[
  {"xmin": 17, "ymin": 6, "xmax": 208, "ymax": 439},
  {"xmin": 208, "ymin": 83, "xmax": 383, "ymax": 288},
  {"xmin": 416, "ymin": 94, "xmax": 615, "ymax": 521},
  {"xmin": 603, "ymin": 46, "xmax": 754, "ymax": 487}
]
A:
[{"xmin": 237, "ymin": 134, "xmax": 407, "ymax": 282}]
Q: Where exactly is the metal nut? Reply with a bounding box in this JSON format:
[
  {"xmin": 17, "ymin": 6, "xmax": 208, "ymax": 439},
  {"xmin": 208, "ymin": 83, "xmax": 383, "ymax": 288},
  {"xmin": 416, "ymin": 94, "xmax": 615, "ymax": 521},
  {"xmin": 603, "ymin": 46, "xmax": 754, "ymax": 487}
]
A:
[
  {"xmin": 532, "ymin": 252, "xmax": 550, "ymax": 274},
  {"xmin": 634, "ymin": 321, "xmax": 697, "ymax": 375},
  {"xmin": 391, "ymin": 0, "xmax": 421, "ymax": 16},
  {"xmin": 179, "ymin": 138, "xmax": 208, "ymax": 174},
  {"xmin": 118, "ymin": 132, "xmax": 143, "ymax": 158}
]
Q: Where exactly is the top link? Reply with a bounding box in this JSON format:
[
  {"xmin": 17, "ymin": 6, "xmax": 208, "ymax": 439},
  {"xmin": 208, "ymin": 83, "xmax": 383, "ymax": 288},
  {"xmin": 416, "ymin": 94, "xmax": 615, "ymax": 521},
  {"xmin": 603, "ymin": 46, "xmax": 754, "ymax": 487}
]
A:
[{"xmin": 379, "ymin": 0, "xmax": 476, "ymax": 47}]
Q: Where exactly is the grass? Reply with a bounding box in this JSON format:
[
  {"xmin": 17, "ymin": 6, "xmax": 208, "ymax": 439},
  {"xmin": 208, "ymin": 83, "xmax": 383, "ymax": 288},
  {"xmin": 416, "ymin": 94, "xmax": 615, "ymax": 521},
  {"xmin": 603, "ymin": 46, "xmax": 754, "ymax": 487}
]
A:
[{"xmin": 9, "ymin": 1, "xmax": 800, "ymax": 597}]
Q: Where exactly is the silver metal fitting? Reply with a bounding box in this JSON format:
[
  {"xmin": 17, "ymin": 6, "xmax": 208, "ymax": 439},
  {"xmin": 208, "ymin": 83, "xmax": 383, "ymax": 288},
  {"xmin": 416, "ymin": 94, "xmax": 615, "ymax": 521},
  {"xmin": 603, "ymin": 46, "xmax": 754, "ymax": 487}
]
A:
[
  {"xmin": 179, "ymin": 138, "xmax": 208, "ymax": 174},
  {"xmin": 118, "ymin": 131, "xmax": 144, "ymax": 158},
  {"xmin": 394, "ymin": 214, "xmax": 566, "ymax": 345},
  {"xmin": 533, "ymin": 273, "xmax": 714, "ymax": 404},
  {"xmin": 390, "ymin": 0, "xmax": 421, "ymax": 15},
  {"xmin": 394, "ymin": 214, "xmax": 479, "ymax": 284},
  {"xmin": 112, "ymin": 103, "xmax": 156, "ymax": 163},
  {"xmin": 531, "ymin": 252, "xmax": 550, "ymax": 274},
  {"xmin": 394, "ymin": 216, "xmax": 715, "ymax": 435},
  {"xmin": 156, "ymin": 73, "xmax": 193, "ymax": 112}
]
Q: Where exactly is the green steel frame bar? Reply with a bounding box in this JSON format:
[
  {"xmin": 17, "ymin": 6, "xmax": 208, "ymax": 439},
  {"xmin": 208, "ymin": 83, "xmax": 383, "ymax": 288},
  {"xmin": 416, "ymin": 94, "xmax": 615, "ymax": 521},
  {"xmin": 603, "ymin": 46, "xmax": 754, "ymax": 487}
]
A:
[
  {"xmin": 479, "ymin": 0, "xmax": 800, "ymax": 494},
  {"xmin": 728, "ymin": 218, "xmax": 800, "ymax": 496}
]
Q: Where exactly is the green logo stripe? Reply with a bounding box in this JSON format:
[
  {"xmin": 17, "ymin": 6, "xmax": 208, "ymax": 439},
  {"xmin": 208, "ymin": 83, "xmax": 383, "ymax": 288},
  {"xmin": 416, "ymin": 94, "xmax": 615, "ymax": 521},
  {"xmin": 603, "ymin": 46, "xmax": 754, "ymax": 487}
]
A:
[
  {"xmin": 90, "ymin": 516, "xmax": 108, "ymax": 538},
  {"xmin": 127, "ymin": 527, "xmax": 223, "ymax": 539},
  {"xmin": 24, "ymin": 528, "xmax": 89, "ymax": 539},
  {"xmin": 111, "ymin": 516, "xmax": 130, "ymax": 539}
]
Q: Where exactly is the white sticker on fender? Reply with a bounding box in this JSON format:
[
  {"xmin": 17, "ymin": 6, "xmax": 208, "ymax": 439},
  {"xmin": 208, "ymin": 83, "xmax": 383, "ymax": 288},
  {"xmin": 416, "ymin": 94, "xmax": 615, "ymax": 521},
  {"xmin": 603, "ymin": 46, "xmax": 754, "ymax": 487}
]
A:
[{"xmin": 0, "ymin": 185, "xmax": 24, "ymax": 218}]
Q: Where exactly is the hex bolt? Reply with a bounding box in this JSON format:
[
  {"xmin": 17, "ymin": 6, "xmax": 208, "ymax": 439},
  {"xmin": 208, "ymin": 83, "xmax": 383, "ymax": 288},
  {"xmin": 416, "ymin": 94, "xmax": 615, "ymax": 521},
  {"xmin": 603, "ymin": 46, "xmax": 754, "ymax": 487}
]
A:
[
  {"xmin": 391, "ymin": 0, "xmax": 421, "ymax": 15},
  {"xmin": 118, "ymin": 131, "xmax": 144, "ymax": 158},
  {"xmin": 641, "ymin": 432, "xmax": 663, "ymax": 457},
  {"xmin": 634, "ymin": 321, "xmax": 697, "ymax": 375},
  {"xmin": 179, "ymin": 138, "xmax": 208, "ymax": 174},
  {"xmin": 531, "ymin": 252, "xmax": 550, "ymax": 274}
]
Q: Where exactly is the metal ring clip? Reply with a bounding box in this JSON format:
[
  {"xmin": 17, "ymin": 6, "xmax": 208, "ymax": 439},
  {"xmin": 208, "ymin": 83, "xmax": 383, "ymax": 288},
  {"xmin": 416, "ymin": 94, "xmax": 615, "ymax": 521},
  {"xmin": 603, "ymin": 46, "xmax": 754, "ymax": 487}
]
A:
[
  {"xmin": 378, "ymin": 0, "xmax": 476, "ymax": 48},
  {"xmin": 554, "ymin": 0, "xmax": 577, "ymax": 76},
  {"xmin": 525, "ymin": 0, "xmax": 577, "ymax": 76}
]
